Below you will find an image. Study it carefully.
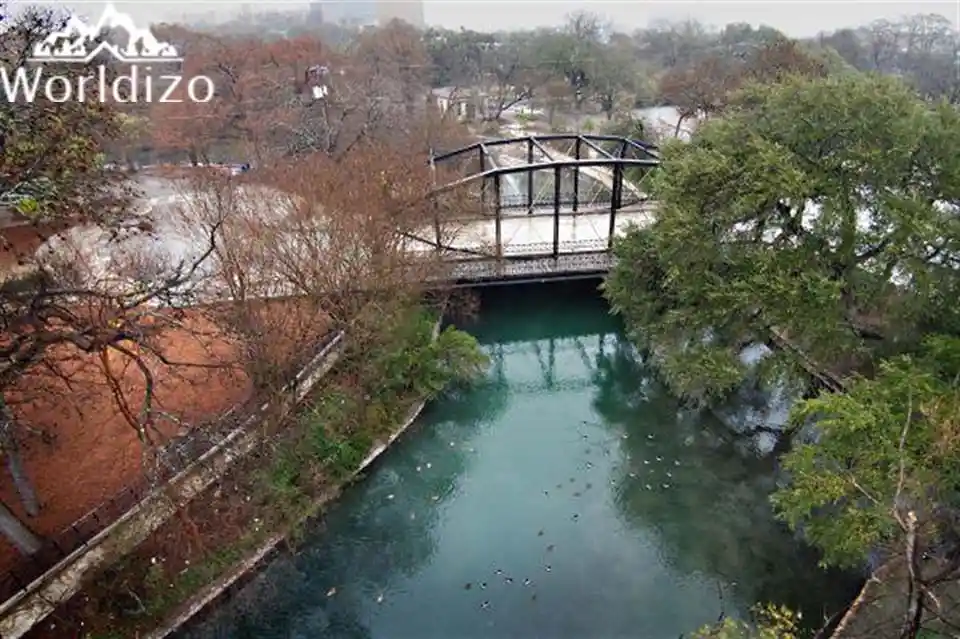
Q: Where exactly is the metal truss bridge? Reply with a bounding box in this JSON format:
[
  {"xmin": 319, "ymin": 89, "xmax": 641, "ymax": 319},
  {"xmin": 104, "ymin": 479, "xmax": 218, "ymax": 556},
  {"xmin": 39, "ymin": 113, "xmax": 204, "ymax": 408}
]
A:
[{"xmin": 413, "ymin": 134, "xmax": 661, "ymax": 286}]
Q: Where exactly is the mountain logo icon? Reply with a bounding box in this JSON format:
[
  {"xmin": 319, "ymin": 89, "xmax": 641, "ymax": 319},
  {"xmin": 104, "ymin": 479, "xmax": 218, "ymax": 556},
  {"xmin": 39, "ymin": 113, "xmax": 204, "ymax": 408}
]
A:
[{"xmin": 28, "ymin": 3, "xmax": 182, "ymax": 64}]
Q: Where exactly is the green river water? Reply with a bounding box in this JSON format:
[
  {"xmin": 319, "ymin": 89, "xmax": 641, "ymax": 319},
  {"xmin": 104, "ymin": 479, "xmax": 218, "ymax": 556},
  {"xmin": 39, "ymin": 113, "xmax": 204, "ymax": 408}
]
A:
[{"xmin": 179, "ymin": 280, "xmax": 859, "ymax": 639}]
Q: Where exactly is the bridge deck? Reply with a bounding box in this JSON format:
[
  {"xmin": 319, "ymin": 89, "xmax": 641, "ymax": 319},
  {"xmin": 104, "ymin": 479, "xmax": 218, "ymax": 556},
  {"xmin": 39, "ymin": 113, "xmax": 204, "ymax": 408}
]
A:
[{"xmin": 410, "ymin": 206, "xmax": 654, "ymax": 283}]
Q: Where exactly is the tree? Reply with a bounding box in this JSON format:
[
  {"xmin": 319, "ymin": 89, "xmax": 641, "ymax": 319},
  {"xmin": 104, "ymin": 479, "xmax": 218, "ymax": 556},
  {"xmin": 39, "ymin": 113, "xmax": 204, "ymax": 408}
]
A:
[
  {"xmin": 0, "ymin": 5, "xmax": 129, "ymax": 223},
  {"xmin": 812, "ymin": 14, "xmax": 960, "ymax": 103},
  {"xmin": 773, "ymin": 336, "xmax": 960, "ymax": 639},
  {"xmin": 110, "ymin": 113, "xmax": 151, "ymax": 169},
  {"xmin": 862, "ymin": 19, "xmax": 904, "ymax": 73},
  {"xmin": 0, "ymin": 2, "xmax": 135, "ymax": 551},
  {"xmin": 658, "ymin": 36, "xmax": 830, "ymax": 132},
  {"xmin": 636, "ymin": 19, "xmax": 711, "ymax": 70},
  {"xmin": 740, "ymin": 38, "xmax": 828, "ymax": 85},
  {"xmin": 657, "ymin": 57, "xmax": 739, "ymax": 134},
  {"xmin": 476, "ymin": 34, "xmax": 539, "ymax": 121},
  {"xmin": 153, "ymin": 25, "xmax": 433, "ymax": 165},
  {"xmin": 146, "ymin": 24, "xmax": 228, "ymax": 163},
  {"xmin": 186, "ymin": 132, "xmax": 468, "ymax": 341},
  {"xmin": 692, "ymin": 604, "xmax": 801, "ymax": 639},
  {"xmin": 422, "ymin": 27, "xmax": 492, "ymax": 88},
  {"xmin": 817, "ymin": 28, "xmax": 868, "ymax": 70},
  {"xmin": 585, "ymin": 40, "xmax": 637, "ymax": 120},
  {"xmin": 604, "ymin": 73, "xmax": 960, "ymax": 403},
  {"xmin": 532, "ymin": 12, "xmax": 609, "ymax": 112},
  {"xmin": 897, "ymin": 14, "xmax": 960, "ymax": 104},
  {"xmin": 714, "ymin": 23, "xmax": 786, "ymax": 60}
]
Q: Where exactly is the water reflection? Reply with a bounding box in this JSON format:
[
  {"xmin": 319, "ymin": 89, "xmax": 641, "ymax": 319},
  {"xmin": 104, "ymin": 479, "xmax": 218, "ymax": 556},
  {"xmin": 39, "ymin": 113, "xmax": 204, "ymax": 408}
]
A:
[
  {"xmin": 593, "ymin": 334, "xmax": 859, "ymax": 626},
  {"xmin": 181, "ymin": 281, "xmax": 856, "ymax": 639}
]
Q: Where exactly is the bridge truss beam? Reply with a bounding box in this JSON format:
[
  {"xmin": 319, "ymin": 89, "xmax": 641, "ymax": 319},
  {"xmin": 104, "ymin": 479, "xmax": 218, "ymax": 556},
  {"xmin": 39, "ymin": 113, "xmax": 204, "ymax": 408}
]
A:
[
  {"xmin": 422, "ymin": 135, "xmax": 661, "ymax": 279},
  {"xmin": 431, "ymin": 133, "xmax": 659, "ymax": 165}
]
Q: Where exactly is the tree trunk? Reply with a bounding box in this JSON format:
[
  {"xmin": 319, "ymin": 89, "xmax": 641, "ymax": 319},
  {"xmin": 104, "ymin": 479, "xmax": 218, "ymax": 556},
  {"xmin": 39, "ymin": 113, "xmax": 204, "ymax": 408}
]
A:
[
  {"xmin": 0, "ymin": 500, "xmax": 42, "ymax": 555},
  {"xmin": 5, "ymin": 441, "xmax": 39, "ymax": 517},
  {"xmin": 0, "ymin": 401, "xmax": 40, "ymax": 517},
  {"xmin": 901, "ymin": 511, "xmax": 925, "ymax": 639}
]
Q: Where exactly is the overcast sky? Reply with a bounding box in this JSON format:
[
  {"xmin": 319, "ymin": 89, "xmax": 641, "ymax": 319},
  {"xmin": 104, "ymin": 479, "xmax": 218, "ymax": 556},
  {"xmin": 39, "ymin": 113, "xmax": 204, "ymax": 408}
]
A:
[{"xmin": 29, "ymin": 0, "xmax": 960, "ymax": 36}]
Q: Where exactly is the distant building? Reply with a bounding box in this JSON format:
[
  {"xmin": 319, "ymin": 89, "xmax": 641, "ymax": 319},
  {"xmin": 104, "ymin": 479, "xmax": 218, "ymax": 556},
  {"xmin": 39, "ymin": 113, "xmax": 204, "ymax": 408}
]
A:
[
  {"xmin": 376, "ymin": 0, "xmax": 424, "ymax": 28},
  {"xmin": 308, "ymin": 2, "xmax": 324, "ymax": 24},
  {"xmin": 432, "ymin": 87, "xmax": 494, "ymax": 122},
  {"xmin": 322, "ymin": 0, "xmax": 377, "ymax": 26}
]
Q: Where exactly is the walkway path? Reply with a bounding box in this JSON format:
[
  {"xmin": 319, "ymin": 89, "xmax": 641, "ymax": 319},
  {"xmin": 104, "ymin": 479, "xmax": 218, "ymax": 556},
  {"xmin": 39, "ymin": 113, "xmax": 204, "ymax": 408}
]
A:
[{"xmin": 409, "ymin": 206, "xmax": 655, "ymax": 259}]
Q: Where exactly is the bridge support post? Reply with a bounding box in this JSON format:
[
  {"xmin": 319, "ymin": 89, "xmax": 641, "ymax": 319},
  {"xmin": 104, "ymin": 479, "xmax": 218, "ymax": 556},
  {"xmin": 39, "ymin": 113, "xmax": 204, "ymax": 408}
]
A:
[
  {"xmin": 608, "ymin": 163, "xmax": 623, "ymax": 250},
  {"xmin": 572, "ymin": 137, "xmax": 581, "ymax": 213},
  {"xmin": 433, "ymin": 200, "xmax": 442, "ymax": 256},
  {"xmin": 526, "ymin": 138, "xmax": 534, "ymax": 214},
  {"xmin": 479, "ymin": 147, "xmax": 487, "ymax": 214},
  {"xmin": 553, "ymin": 165, "xmax": 562, "ymax": 258},
  {"xmin": 493, "ymin": 174, "xmax": 503, "ymax": 261}
]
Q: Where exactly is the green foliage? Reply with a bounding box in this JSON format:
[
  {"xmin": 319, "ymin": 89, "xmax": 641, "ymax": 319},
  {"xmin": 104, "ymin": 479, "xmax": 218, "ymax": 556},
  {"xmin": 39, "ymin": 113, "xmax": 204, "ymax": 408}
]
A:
[
  {"xmin": 605, "ymin": 73, "xmax": 960, "ymax": 402},
  {"xmin": 142, "ymin": 545, "xmax": 244, "ymax": 616},
  {"xmin": 265, "ymin": 449, "xmax": 302, "ymax": 497},
  {"xmin": 361, "ymin": 311, "xmax": 487, "ymax": 404},
  {"xmin": 692, "ymin": 604, "xmax": 801, "ymax": 639},
  {"xmin": 772, "ymin": 335, "xmax": 960, "ymax": 568},
  {"xmin": 265, "ymin": 310, "xmax": 486, "ymax": 500},
  {"xmin": 308, "ymin": 424, "xmax": 369, "ymax": 479}
]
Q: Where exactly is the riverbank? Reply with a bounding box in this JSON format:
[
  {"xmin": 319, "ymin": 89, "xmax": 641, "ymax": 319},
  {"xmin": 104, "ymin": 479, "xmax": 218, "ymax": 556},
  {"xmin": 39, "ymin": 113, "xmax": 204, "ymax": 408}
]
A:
[
  {"xmin": 148, "ymin": 395, "xmax": 432, "ymax": 639},
  {"xmin": 22, "ymin": 309, "xmax": 486, "ymax": 639}
]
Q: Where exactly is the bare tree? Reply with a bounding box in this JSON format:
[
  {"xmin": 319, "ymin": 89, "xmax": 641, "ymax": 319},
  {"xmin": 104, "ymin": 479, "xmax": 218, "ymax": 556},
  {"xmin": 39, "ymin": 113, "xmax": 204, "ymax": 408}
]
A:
[
  {"xmin": 658, "ymin": 57, "xmax": 739, "ymax": 134},
  {"xmin": 863, "ymin": 19, "xmax": 904, "ymax": 73},
  {"xmin": 152, "ymin": 23, "xmax": 434, "ymax": 165}
]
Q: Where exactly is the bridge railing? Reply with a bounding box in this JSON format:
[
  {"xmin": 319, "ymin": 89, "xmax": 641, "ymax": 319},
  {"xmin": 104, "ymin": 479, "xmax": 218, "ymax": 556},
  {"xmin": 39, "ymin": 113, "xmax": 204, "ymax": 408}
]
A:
[{"xmin": 478, "ymin": 192, "xmax": 645, "ymax": 214}]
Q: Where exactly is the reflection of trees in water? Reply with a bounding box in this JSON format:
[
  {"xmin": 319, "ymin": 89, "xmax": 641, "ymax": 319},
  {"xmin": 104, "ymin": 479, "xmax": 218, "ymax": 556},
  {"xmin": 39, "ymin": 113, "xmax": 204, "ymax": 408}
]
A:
[
  {"xmin": 182, "ymin": 406, "xmax": 486, "ymax": 639},
  {"xmin": 429, "ymin": 371, "xmax": 510, "ymax": 426},
  {"xmin": 590, "ymin": 336, "xmax": 858, "ymax": 625}
]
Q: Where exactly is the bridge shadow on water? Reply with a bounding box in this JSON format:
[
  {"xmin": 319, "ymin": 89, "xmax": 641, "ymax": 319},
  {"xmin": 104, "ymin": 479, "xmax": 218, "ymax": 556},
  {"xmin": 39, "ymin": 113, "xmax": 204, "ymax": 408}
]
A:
[{"xmin": 179, "ymin": 279, "xmax": 860, "ymax": 639}]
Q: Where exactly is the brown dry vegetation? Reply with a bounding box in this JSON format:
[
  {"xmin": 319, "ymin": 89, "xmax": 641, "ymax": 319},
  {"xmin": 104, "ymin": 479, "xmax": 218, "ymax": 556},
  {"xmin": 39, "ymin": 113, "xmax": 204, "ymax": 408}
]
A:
[
  {"xmin": 0, "ymin": 311, "xmax": 247, "ymax": 571},
  {"xmin": 0, "ymin": 140, "xmax": 459, "ymax": 583}
]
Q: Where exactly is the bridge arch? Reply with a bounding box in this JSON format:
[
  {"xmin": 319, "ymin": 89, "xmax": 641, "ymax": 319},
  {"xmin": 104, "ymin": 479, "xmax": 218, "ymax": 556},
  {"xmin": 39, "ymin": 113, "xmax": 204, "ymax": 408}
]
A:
[
  {"xmin": 404, "ymin": 134, "xmax": 661, "ymax": 276},
  {"xmin": 428, "ymin": 134, "xmax": 659, "ymax": 218}
]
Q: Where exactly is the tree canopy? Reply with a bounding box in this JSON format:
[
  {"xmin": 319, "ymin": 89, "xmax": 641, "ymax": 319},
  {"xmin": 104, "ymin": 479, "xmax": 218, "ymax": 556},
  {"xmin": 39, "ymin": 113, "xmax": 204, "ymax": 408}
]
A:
[
  {"xmin": 605, "ymin": 73, "xmax": 960, "ymax": 403},
  {"xmin": 773, "ymin": 335, "xmax": 960, "ymax": 570}
]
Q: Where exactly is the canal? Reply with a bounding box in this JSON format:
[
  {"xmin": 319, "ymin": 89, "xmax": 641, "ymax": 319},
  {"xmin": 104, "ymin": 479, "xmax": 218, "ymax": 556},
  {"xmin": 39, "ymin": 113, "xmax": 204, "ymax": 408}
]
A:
[{"xmin": 180, "ymin": 280, "xmax": 858, "ymax": 639}]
